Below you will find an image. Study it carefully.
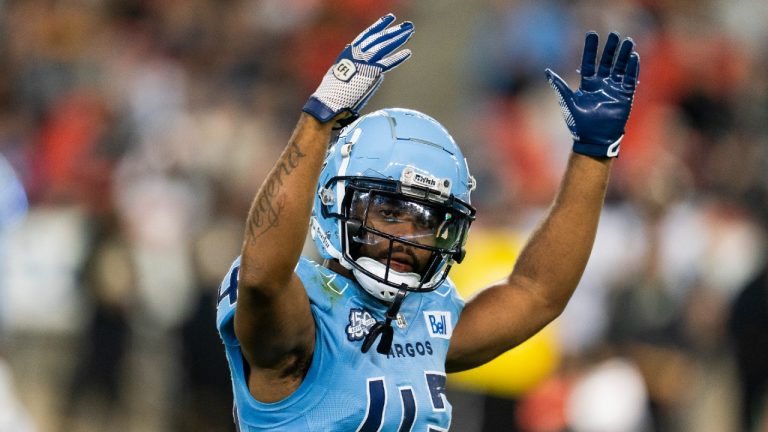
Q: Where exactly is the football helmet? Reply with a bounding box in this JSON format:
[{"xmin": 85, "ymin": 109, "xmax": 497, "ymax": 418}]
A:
[{"xmin": 310, "ymin": 108, "xmax": 476, "ymax": 302}]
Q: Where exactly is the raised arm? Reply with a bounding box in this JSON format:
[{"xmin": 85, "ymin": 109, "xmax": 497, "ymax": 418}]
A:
[
  {"xmin": 447, "ymin": 32, "xmax": 640, "ymax": 372},
  {"xmin": 233, "ymin": 15, "xmax": 415, "ymax": 391}
]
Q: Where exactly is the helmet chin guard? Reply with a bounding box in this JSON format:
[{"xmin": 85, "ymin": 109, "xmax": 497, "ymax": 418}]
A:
[{"xmin": 353, "ymin": 257, "xmax": 420, "ymax": 302}]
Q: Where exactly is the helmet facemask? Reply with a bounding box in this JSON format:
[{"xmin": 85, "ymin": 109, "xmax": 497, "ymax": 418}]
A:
[{"xmin": 323, "ymin": 177, "xmax": 475, "ymax": 302}]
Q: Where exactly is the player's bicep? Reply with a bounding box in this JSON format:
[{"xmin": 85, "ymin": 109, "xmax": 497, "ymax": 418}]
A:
[
  {"xmin": 446, "ymin": 278, "xmax": 559, "ymax": 373},
  {"xmin": 233, "ymin": 272, "xmax": 315, "ymax": 369}
]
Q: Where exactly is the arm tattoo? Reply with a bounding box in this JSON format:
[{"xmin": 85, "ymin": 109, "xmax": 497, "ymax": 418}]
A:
[{"xmin": 247, "ymin": 141, "xmax": 307, "ymax": 241}]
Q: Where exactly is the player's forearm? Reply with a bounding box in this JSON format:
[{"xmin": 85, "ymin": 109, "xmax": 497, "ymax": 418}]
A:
[
  {"xmin": 512, "ymin": 30, "xmax": 636, "ymax": 316},
  {"xmin": 448, "ymin": 155, "xmax": 611, "ymax": 372},
  {"xmin": 509, "ymin": 153, "xmax": 612, "ymax": 315},
  {"xmin": 239, "ymin": 114, "xmax": 334, "ymax": 292}
]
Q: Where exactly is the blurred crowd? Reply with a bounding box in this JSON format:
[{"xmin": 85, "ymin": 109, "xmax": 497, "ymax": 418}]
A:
[{"xmin": 0, "ymin": 0, "xmax": 767, "ymax": 431}]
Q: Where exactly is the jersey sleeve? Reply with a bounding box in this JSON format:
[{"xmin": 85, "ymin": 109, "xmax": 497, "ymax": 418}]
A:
[
  {"xmin": 215, "ymin": 256, "xmax": 329, "ymax": 346},
  {"xmin": 216, "ymin": 256, "xmax": 242, "ymax": 346}
]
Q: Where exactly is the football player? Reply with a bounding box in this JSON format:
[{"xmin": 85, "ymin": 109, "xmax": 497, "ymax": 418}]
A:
[{"xmin": 216, "ymin": 14, "xmax": 639, "ymax": 430}]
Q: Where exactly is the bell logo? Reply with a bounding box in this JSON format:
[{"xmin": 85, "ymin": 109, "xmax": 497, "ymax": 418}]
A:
[{"xmin": 423, "ymin": 311, "xmax": 452, "ymax": 339}]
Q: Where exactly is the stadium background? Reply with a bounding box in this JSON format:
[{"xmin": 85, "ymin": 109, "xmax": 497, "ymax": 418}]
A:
[{"xmin": 0, "ymin": 0, "xmax": 767, "ymax": 431}]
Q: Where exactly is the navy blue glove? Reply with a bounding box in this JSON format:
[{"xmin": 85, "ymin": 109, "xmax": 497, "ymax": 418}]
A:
[
  {"xmin": 303, "ymin": 14, "xmax": 414, "ymax": 127},
  {"xmin": 546, "ymin": 32, "xmax": 640, "ymax": 158}
]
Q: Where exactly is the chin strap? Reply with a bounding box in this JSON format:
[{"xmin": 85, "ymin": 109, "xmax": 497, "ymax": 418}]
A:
[{"xmin": 361, "ymin": 287, "xmax": 407, "ymax": 355}]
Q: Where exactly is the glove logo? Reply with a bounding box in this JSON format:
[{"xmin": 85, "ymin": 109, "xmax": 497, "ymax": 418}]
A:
[
  {"xmin": 333, "ymin": 58, "xmax": 357, "ymax": 82},
  {"xmin": 607, "ymin": 136, "xmax": 623, "ymax": 157}
]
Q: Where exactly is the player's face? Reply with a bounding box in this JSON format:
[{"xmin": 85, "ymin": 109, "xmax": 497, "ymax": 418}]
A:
[{"xmin": 350, "ymin": 193, "xmax": 443, "ymax": 274}]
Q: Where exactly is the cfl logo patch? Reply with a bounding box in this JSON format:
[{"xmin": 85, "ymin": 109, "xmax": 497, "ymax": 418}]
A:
[
  {"xmin": 333, "ymin": 59, "xmax": 357, "ymax": 81},
  {"xmin": 423, "ymin": 311, "xmax": 452, "ymax": 339}
]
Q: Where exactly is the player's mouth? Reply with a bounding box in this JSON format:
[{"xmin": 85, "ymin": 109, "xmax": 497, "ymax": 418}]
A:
[
  {"xmin": 379, "ymin": 253, "xmax": 417, "ymax": 273},
  {"xmin": 387, "ymin": 259, "xmax": 413, "ymax": 273}
]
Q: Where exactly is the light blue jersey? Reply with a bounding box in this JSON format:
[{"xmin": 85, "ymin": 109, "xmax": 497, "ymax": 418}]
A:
[{"xmin": 216, "ymin": 256, "xmax": 465, "ymax": 431}]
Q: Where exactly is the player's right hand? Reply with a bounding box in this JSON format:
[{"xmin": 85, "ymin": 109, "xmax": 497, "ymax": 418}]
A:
[{"xmin": 302, "ymin": 14, "xmax": 414, "ymax": 128}]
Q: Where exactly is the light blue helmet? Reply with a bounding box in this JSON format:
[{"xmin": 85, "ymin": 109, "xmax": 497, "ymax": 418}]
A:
[{"xmin": 310, "ymin": 108, "xmax": 476, "ymax": 302}]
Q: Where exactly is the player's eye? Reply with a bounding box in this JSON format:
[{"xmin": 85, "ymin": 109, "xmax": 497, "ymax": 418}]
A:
[{"xmin": 378, "ymin": 207, "xmax": 399, "ymax": 221}]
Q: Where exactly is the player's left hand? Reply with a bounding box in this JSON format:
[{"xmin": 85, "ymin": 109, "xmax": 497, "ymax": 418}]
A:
[{"xmin": 546, "ymin": 32, "xmax": 640, "ymax": 158}]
